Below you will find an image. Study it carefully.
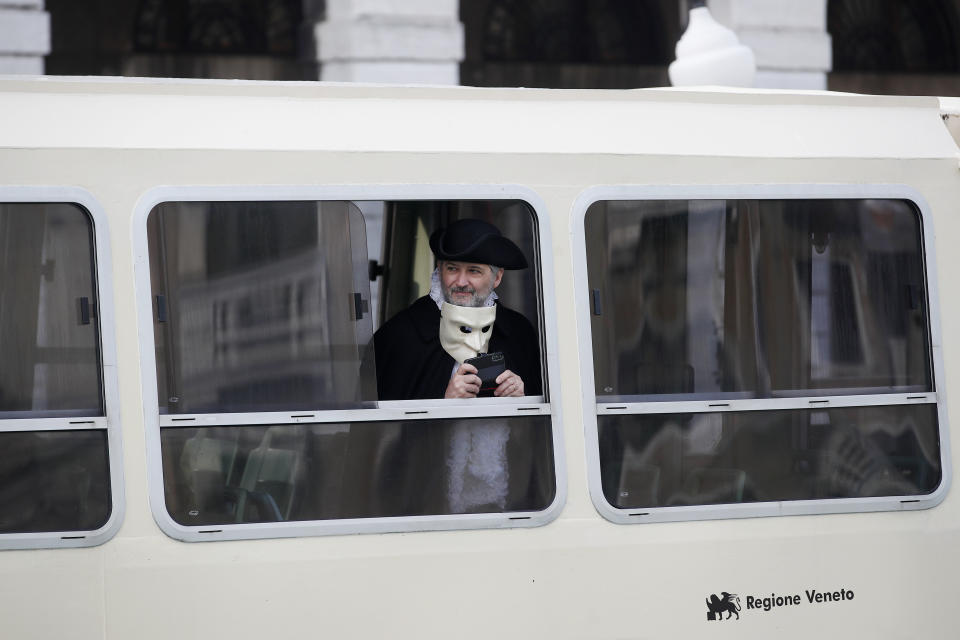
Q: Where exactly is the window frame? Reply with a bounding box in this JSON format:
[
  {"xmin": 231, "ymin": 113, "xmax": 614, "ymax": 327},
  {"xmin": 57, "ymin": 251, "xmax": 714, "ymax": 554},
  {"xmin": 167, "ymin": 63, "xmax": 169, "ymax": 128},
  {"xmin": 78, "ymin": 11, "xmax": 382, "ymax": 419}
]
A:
[
  {"xmin": 0, "ymin": 186, "xmax": 125, "ymax": 548},
  {"xmin": 133, "ymin": 184, "xmax": 566, "ymax": 541},
  {"xmin": 571, "ymin": 184, "xmax": 951, "ymax": 524}
]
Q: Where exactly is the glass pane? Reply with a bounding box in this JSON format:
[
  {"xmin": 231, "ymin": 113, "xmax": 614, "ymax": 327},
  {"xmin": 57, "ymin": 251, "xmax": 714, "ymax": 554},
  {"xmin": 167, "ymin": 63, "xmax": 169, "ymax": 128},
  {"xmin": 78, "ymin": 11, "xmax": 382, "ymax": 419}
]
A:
[
  {"xmin": 148, "ymin": 201, "xmax": 376, "ymax": 413},
  {"xmin": 0, "ymin": 430, "xmax": 111, "ymax": 533},
  {"xmin": 585, "ymin": 199, "xmax": 931, "ymax": 399},
  {"xmin": 599, "ymin": 404, "xmax": 940, "ymax": 509},
  {"xmin": 161, "ymin": 416, "xmax": 555, "ymax": 524},
  {"xmin": 0, "ymin": 203, "xmax": 102, "ymax": 417}
]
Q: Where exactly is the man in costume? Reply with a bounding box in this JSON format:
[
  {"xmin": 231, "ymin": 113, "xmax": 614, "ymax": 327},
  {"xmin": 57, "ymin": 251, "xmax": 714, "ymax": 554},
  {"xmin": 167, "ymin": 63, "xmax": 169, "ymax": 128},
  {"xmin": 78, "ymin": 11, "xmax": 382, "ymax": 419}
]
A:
[
  {"xmin": 350, "ymin": 219, "xmax": 547, "ymax": 516},
  {"xmin": 373, "ymin": 218, "xmax": 542, "ymax": 401}
]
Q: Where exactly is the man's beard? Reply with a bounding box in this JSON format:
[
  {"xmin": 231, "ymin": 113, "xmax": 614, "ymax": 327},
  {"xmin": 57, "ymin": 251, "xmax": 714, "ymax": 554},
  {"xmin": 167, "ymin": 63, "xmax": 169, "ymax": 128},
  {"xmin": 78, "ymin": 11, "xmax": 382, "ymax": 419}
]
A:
[{"xmin": 443, "ymin": 283, "xmax": 490, "ymax": 307}]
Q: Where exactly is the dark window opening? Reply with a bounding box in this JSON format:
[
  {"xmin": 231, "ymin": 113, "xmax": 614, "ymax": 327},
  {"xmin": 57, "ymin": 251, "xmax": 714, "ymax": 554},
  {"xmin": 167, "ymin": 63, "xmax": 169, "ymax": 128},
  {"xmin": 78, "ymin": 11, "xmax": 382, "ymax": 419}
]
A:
[
  {"xmin": 133, "ymin": 0, "xmax": 303, "ymax": 55},
  {"xmin": 827, "ymin": 0, "xmax": 960, "ymax": 95},
  {"xmin": 460, "ymin": 0, "xmax": 678, "ymax": 88}
]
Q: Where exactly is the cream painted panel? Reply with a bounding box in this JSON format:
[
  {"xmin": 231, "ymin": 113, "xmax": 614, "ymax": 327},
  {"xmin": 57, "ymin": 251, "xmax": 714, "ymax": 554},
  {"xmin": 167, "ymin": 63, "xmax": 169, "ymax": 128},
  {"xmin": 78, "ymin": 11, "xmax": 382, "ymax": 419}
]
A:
[
  {"xmin": 0, "ymin": 79, "xmax": 954, "ymax": 159},
  {"xmin": 0, "ymin": 550, "xmax": 104, "ymax": 639},
  {"xmin": 101, "ymin": 515, "xmax": 959, "ymax": 638}
]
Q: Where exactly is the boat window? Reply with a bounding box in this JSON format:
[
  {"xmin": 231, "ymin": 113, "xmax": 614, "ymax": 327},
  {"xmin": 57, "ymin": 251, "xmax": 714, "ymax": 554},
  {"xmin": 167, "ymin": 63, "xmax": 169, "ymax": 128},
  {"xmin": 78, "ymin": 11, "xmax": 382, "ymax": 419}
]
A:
[
  {"xmin": 582, "ymin": 197, "xmax": 943, "ymax": 518},
  {"xmin": 145, "ymin": 197, "xmax": 557, "ymax": 537},
  {"xmin": 0, "ymin": 203, "xmax": 112, "ymax": 538}
]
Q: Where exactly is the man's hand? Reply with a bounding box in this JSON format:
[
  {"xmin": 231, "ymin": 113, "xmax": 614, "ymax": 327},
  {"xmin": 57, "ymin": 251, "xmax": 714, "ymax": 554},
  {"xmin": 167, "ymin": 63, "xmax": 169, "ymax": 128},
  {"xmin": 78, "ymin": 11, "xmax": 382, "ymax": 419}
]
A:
[
  {"xmin": 445, "ymin": 363, "xmax": 481, "ymax": 398},
  {"xmin": 494, "ymin": 369, "xmax": 524, "ymax": 397}
]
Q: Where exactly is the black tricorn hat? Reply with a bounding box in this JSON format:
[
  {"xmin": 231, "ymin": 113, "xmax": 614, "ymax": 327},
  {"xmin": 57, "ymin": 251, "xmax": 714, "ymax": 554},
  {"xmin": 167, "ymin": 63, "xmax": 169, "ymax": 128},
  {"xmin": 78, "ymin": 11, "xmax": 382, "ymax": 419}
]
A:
[{"xmin": 429, "ymin": 219, "xmax": 528, "ymax": 269}]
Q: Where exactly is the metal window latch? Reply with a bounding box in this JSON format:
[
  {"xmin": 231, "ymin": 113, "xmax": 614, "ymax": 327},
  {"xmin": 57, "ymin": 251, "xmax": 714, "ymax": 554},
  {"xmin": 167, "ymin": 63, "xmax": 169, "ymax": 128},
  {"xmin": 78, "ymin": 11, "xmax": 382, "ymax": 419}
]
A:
[
  {"xmin": 591, "ymin": 289, "xmax": 603, "ymax": 316},
  {"xmin": 156, "ymin": 294, "xmax": 168, "ymax": 323},
  {"xmin": 368, "ymin": 259, "xmax": 386, "ymax": 282},
  {"xmin": 353, "ymin": 292, "xmax": 369, "ymax": 320},
  {"xmin": 78, "ymin": 297, "xmax": 92, "ymax": 325},
  {"xmin": 906, "ymin": 284, "xmax": 922, "ymax": 310}
]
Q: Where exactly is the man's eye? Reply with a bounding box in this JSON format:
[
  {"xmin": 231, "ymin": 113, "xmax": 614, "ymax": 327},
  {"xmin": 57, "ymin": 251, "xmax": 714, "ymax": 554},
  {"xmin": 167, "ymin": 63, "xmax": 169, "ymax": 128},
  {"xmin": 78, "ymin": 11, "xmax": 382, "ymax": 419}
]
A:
[
  {"xmin": 459, "ymin": 326, "xmax": 472, "ymax": 333},
  {"xmin": 481, "ymin": 325, "xmax": 491, "ymax": 333}
]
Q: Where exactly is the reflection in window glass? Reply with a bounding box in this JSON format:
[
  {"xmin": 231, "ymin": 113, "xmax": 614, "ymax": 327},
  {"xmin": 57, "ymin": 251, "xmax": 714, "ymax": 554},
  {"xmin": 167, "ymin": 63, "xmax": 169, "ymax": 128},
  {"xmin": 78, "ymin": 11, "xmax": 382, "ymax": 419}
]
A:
[
  {"xmin": 0, "ymin": 202, "xmax": 112, "ymax": 537},
  {"xmin": 0, "ymin": 203, "xmax": 102, "ymax": 417},
  {"xmin": 584, "ymin": 197, "xmax": 942, "ymax": 516},
  {"xmin": 585, "ymin": 199, "xmax": 931, "ymax": 399},
  {"xmin": 148, "ymin": 201, "xmax": 377, "ymax": 413},
  {"xmin": 162, "ymin": 416, "xmax": 555, "ymax": 524},
  {"xmin": 599, "ymin": 404, "xmax": 940, "ymax": 508},
  {"xmin": 0, "ymin": 430, "xmax": 111, "ymax": 532}
]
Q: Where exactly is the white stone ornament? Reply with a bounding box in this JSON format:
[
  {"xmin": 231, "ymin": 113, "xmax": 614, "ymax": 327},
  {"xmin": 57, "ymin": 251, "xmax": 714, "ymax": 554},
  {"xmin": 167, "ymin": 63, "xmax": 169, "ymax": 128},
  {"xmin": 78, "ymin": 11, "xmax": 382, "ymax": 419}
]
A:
[{"xmin": 668, "ymin": 6, "xmax": 756, "ymax": 88}]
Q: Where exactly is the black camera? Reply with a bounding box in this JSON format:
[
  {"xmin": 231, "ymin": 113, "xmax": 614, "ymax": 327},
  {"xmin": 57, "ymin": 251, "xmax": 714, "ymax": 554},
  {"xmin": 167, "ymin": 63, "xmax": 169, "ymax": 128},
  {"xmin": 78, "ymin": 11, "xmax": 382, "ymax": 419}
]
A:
[{"xmin": 464, "ymin": 352, "xmax": 506, "ymax": 396}]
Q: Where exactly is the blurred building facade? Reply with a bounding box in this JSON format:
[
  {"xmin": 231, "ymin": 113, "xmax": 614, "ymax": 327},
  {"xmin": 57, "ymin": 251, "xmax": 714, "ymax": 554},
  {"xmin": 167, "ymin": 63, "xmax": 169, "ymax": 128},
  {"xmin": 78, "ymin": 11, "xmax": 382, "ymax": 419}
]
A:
[{"xmin": 1, "ymin": 0, "xmax": 959, "ymax": 95}]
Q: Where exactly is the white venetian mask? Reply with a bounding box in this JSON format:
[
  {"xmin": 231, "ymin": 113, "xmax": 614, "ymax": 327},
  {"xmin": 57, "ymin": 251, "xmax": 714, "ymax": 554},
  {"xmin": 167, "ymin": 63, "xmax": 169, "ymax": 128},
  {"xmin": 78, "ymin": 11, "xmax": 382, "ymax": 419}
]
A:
[{"xmin": 439, "ymin": 302, "xmax": 496, "ymax": 363}]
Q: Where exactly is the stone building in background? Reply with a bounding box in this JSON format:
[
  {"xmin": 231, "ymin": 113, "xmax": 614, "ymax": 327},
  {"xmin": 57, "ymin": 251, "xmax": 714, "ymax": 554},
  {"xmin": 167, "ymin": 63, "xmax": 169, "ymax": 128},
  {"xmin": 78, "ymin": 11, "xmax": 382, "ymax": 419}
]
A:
[
  {"xmin": 1, "ymin": 0, "xmax": 959, "ymax": 95},
  {"xmin": 0, "ymin": 0, "xmax": 49, "ymax": 74}
]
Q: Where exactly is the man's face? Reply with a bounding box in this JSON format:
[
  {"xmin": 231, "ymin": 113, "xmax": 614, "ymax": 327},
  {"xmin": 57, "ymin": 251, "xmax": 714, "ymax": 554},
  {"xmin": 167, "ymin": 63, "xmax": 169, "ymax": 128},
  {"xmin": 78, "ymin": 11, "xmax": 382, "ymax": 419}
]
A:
[{"xmin": 440, "ymin": 260, "xmax": 503, "ymax": 307}]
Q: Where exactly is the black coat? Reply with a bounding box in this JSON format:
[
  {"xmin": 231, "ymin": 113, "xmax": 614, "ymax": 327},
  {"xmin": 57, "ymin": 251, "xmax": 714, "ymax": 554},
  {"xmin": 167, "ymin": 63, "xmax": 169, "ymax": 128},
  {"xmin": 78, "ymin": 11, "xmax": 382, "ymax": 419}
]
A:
[
  {"xmin": 340, "ymin": 297, "xmax": 551, "ymax": 517},
  {"xmin": 373, "ymin": 296, "xmax": 542, "ymax": 401}
]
